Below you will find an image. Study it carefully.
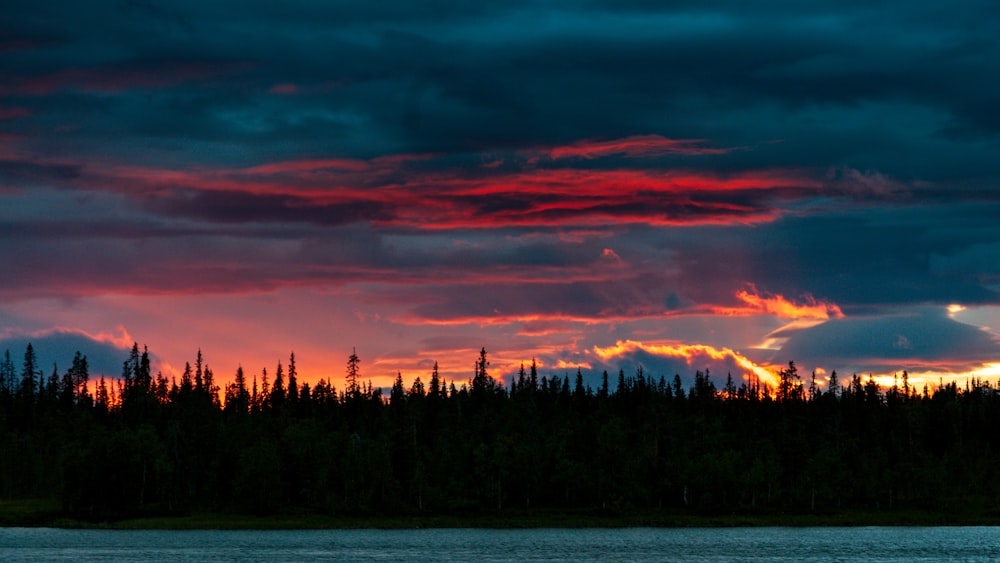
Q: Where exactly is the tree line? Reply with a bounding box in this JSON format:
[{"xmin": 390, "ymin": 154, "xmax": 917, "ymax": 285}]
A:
[{"xmin": 2, "ymin": 342, "xmax": 999, "ymax": 519}]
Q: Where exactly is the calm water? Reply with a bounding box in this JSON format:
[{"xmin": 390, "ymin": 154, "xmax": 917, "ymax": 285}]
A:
[{"xmin": 1, "ymin": 526, "xmax": 998, "ymax": 562}]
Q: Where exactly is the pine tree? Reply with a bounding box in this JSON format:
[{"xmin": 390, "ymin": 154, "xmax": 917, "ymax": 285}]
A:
[
  {"xmin": 287, "ymin": 352, "xmax": 299, "ymax": 404},
  {"xmin": 195, "ymin": 349, "xmax": 204, "ymax": 391},
  {"xmin": 428, "ymin": 361, "xmax": 441, "ymax": 399},
  {"xmin": 74, "ymin": 353, "xmax": 89, "ymax": 404},
  {"xmin": 139, "ymin": 346, "xmax": 152, "ymax": 390},
  {"xmin": 0, "ymin": 349, "xmax": 14, "ymax": 397},
  {"xmin": 45, "ymin": 363, "xmax": 59, "ymax": 406},
  {"xmin": 18, "ymin": 343, "xmax": 39, "ymax": 403},
  {"xmin": 346, "ymin": 347, "xmax": 361, "ymax": 397},
  {"xmin": 778, "ymin": 361, "xmax": 800, "ymax": 401},
  {"xmin": 409, "ymin": 376, "xmax": 424, "ymax": 397},
  {"xmin": 471, "ymin": 347, "xmax": 494, "ymax": 396},
  {"xmin": 227, "ymin": 366, "xmax": 249, "ymax": 413},
  {"xmin": 95, "ymin": 375, "xmax": 110, "ymax": 414},
  {"xmin": 271, "ymin": 361, "xmax": 286, "ymax": 409},
  {"xmin": 203, "ymin": 366, "xmax": 219, "ymax": 406},
  {"xmin": 123, "ymin": 342, "xmax": 140, "ymax": 394},
  {"xmin": 180, "ymin": 362, "xmax": 194, "ymax": 395},
  {"xmin": 390, "ymin": 372, "xmax": 406, "ymax": 406},
  {"xmin": 574, "ymin": 368, "xmax": 586, "ymax": 400},
  {"xmin": 260, "ymin": 367, "xmax": 270, "ymax": 407},
  {"xmin": 60, "ymin": 359, "xmax": 76, "ymax": 408},
  {"xmin": 251, "ymin": 373, "xmax": 259, "ymax": 412},
  {"xmin": 724, "ymin": 372, "xmax": 737, "ymax": 399}
]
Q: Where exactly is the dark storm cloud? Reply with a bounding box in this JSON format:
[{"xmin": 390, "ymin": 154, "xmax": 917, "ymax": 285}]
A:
[
  {"xmin": 147, "ymin": 189, "xmax": 396, "ymax": 226},
  {"xmin": 0, "ymin": 59, "xmax": 248, "ymax": 97},
  {"xmin": 0, "ymin": 152, "xmax": 81, "ymax": 176},
  {"xmin": 3, "ymin": 0, "xmax": 1000, "ymax": 379},
  {"xmin": 3, "ymin": 0, "xmax": 999, "ymax": 173},
  {"xmin": 407, "ymin": 275, "xmax": 675, "ymax": 322},
  {"xmin": 645, "ymin": 201, "xmax": 1000, "ymax": 312}
]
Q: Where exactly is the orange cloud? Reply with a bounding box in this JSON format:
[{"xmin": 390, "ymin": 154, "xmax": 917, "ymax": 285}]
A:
[
  {"xmin": 601, "ymin": 248, "xmax": 623, "ymax": 264},
  {"xmin": 556, "ymin": 359, "xmax": 593, "ymax": 370},
  {"xmin": 712, "ymin": 285, "xmax": 844, "ymax": 320},
  {"xmin": 592, "ymin": 339, "xmax": 779, "ymax": 387}
]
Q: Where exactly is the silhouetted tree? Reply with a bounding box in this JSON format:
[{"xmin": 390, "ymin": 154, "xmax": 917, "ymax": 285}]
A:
[
  {"xmin": 778, "ymin": 361, "xmax": 800, "ymax": 401},
  {"xmin": 0, "ymin": 349, "xmax": 15, "ymax": 398},
  {"xmin": 271, "ymin": 362, "xmax": 285, "ymax": 410},
  {"xmin": 471, "ymin": 347, "xmax": 495, "ymax": 396},
  {"xmin": 18, "ymin": 343, "xmax": 39, "ymax": 403},
  {"xmin": 4, "ymin": 340, "xmax": 1000, "ymax": 522},
  {"xmin": 346, "ymin": 347, "xmax": 361, "ymax": 398},
  {"xmin": 287, "ymin": 352, "xmax": 299, "ymax": 406}
]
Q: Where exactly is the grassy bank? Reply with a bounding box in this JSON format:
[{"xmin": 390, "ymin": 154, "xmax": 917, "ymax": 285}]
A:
[
  {"xmin": 3, "ymin": 500, "xmax": 1000, "ymax": 529},
  {"xmin": 0, "ymin": 499, "xmax": 63, "ymax": 527},
  {"xmin": 110, "ymin": 511, "xmax": 1000, "ymax": 530}
]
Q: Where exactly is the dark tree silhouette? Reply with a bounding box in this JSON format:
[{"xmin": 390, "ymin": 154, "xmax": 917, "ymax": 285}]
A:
[
  {"xmin": 2, "ymin": 341, "xmax": 1000, "ymax": 523},
  {"xmin": 346, "ymin": 347, "xmax": 361, "ymax": 397}
]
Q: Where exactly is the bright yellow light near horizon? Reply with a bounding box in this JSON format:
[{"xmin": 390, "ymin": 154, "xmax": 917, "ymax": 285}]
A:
[
  {"xmin": 867, "ymin": 362, "xmax": 1000, "ymax": 390},
  {"xmin": 947, "ymin": 303, "xmax": 966, "ymax": 316}
]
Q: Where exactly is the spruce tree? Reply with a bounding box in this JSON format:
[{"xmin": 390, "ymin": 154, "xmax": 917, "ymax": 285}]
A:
[
  {"xmin": 346, "ymin": 347, "xmax": 361, "ymax": 397},
  {"xmin": 18, "ymin": 343, "xmax": 39, "ymax": 403}
]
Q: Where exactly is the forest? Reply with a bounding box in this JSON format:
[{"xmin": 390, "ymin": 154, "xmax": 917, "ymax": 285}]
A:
[{"xmin": 2, "ymin": 342, "xmax": 1000, "ymax": 523}]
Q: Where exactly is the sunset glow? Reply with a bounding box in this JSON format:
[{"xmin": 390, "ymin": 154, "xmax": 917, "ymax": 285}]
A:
[
  {"xmin": 2, "ymin": 0, "xmax": 1000, "ymax": 398},
  {"xmin": 714, "ymin": 286, "xmax": 845, "ymax": 320},
  {"xmin": 592, "ymin": 340, "xmax": 781, "ymax": 388}
]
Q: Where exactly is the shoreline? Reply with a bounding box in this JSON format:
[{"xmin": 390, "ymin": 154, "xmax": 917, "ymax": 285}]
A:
[{"xmin": 4, "ymin": 500, "xmax": 1000, "ymax": 530}]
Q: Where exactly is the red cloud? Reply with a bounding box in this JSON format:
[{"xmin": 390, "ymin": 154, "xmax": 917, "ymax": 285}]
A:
[
  {"xmin": 2, "ymin": 61, "xmax": 251, "ymax": 96},
  {"xmin": 0, "ymin": 107, "xmax": 32, "ymax": 120},
  {"xmin": 546, "ymin": 135, "xmax": 738, "ymax": 160},
  {"xmin": 5, "ymin": 133, "xmax": 825, "ymax": 234},
  {"xmin": 243, "ymin": 158, "xmax": 371, "ymax": 175},
  {"xmin": 269, "ymin": 83, "xmax": 299, "ymax": 95}
]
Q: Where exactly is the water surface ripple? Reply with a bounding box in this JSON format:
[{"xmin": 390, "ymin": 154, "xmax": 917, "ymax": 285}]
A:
[{"xmin": 1, "ymin": 526, "xmax": 998, "ymax": 562}]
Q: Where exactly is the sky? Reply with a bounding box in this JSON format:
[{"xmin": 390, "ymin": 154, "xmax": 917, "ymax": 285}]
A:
[{"xmin": 3, "ymin": 1, "xmax": 1000, "ymax": 392}]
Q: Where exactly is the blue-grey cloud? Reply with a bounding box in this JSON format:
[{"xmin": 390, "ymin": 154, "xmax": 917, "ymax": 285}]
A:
[
  {"xmin": 768, "ymin": 307, "xmax": 1000, "ymax": 373},
  {"xmin": 0, "ymin": 328, "xmax": 138, "ymax": 378}
]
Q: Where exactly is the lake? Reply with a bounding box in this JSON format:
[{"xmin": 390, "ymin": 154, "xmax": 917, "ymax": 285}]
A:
[{"xmin": 1, "ymin": 526, "xmax": 998, "ymax": 561}]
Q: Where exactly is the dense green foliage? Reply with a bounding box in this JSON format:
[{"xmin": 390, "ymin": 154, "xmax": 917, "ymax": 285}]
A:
[{"xmin": 2, "ymin": 343, "xmax": 1000, "ymax": 521}]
